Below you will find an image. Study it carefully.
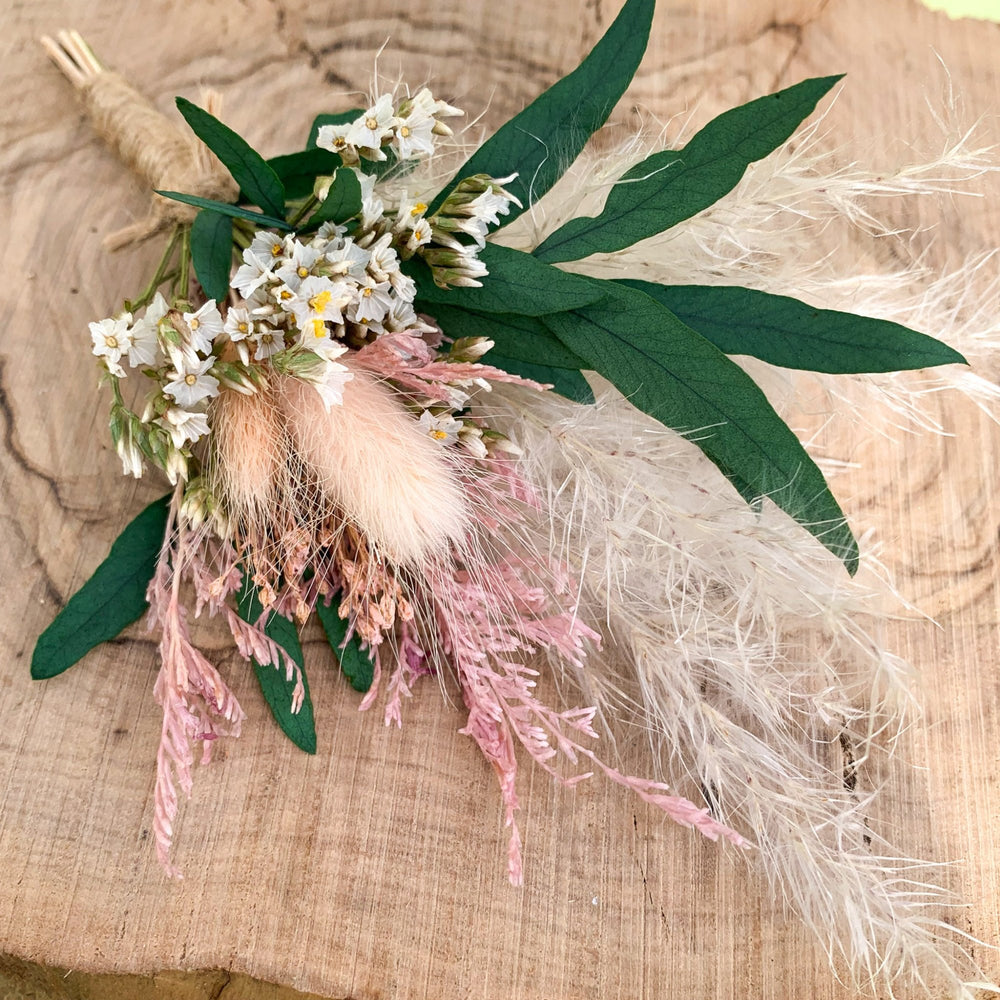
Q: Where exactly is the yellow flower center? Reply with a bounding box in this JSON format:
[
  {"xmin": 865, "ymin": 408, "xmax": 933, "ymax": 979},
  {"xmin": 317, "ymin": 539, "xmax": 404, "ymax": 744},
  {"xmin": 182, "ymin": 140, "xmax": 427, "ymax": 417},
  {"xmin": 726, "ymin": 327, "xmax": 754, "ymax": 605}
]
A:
[
  {"xmin": 309, "ymin": 290, "xmax": 332, "ymax": 313},
  {"xmin": 184, "ymin": 374, "xmax": 197, "ymax": 386},
  {"xmin": 430, "ymin": 429, "xmax": 448, "ymax": 440},
  {"xmin": 280, "ymin": 289, "xmax": 293, "ymax": 300},
  {"xmin": 189, "ymin": 317, "xmax": 200, "ymax": 331},
  {"xmin": 297, "ymin": 266, "xmax": 309, "ymax": 278},
  {"xmin": 104, "ymin": 335, "xmax": 119, "ymax": 349},
  {"xmin": 410, "ymin": 202, "xmax": 426, "ymax": 216},
  {"xmin": 362, "ymin": 287, "xmax": 373, "ymax": 298},
  {"xmin": 365, "ymin": 116, "xmax": 378, "ymax": 130},
  {"xmin": 261, "ymin": 333, "xmax": 274, "ymax": 345},
  {"xmin": 238, "ymin": 322, "xmax": 249, "ymax": 333},
  {"xmin": 333, "ymin": 137, "xmax": 347, "ymax": 149},
  {"xmin": 399, "ymin": 125, "xmax": 411, "ymax": 138},
  {"xmin": 271, "ymin": 243, "xmax": 283, "ymax": 257},
  {"xmin": 311, "ymin": 318, "xmax": 326, "ymax": 338}
]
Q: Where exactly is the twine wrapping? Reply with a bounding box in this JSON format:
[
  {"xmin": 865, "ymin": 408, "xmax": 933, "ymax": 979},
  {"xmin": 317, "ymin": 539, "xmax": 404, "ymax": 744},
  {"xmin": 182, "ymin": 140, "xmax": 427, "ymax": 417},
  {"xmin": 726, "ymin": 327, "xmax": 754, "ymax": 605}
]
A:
[{"xmin": 42, "ymin": 30, "xmax": 239, "ymax": 250}]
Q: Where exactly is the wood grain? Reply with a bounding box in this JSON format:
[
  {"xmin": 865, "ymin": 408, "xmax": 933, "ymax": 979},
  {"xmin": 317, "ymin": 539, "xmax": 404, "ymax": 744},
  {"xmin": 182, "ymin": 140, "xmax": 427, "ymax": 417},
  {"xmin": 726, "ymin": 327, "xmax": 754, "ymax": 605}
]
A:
[{"xmin": 1, "ymin": 0, "xmax": 999, "ymax": 997}]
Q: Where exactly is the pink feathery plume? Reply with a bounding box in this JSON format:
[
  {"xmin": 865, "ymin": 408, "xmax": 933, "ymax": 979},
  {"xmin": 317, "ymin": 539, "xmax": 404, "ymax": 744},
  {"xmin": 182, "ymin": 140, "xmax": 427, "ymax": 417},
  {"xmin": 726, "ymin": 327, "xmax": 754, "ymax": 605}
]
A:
[
  {"xmin": 146, "ymin": 519, "xmax": 245, "ymax": 878},
  {"xmin": 354, "ymin": 331, "xmax": 549, "ymax": 399}
]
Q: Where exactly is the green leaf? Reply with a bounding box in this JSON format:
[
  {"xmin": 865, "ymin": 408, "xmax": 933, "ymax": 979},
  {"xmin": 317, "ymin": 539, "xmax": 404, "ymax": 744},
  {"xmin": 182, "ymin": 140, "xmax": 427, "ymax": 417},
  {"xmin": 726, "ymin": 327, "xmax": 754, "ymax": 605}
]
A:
[
  {"xmin": 534, "ymin": 75, "xmax": 843, "ymax": 263},
  {"xmin": 489, "ymin": 355, "xmax": 596, "ymax": 404},
  {"xmin": 304, "ymin": 169, "xmax": 363, "ymax": 228},
  {"xmin": 426, "ymin": 305, "xmax": 588, "ymax": 367},
  {"xmin": 307, "ymin": 109, "xmax": 365, "ymax": 149},
  {"xmin": 175, "ymin": 97, "xmax": 287, "ymax": 219},
  {"xmin": 190, "ymin": 209, "xmax": 233, "ymax": 302},
  {"xmin": 266, "ymin": 148, "xmax": 342, "ymax": 200},
  {"xmin": 235, "ymin": 576, "xmax": 316, "ymax": 754},
  {"xmin": 541, "ymin": 280, "xmax": 860, "ymax": 573},
  {"xmin": 410, "ymin": 244, "xmax": 606, "ymax": 316},
  {"xmin": 31, "ymin": 495, "xmax": 170, "ymax": 680},
  {"xmin": 156, "ymin": 190, "xmax": 292, "ymax": 231},
  {"xmin": 426, "ymin": 304, "xmax": 595, "ymax": 403},
  {"xmin": 615, "ymin": 280, "xmax": 968, "ymax": 373},
  {"xmin": 426, "ymin": 0, "xmax": 654, "ymax": 222},
  {"xmin": 315, "ymin": 600, "xmax": 373, "ymax": 693}
]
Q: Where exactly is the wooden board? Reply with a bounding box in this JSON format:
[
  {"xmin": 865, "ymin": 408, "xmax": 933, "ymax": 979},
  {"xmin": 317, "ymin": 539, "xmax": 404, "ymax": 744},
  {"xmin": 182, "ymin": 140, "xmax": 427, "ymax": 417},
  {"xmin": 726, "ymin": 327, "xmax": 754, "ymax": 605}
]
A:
[{"xmin": 2, "ymin": 0, "xmax": 999, "ymax": 997}]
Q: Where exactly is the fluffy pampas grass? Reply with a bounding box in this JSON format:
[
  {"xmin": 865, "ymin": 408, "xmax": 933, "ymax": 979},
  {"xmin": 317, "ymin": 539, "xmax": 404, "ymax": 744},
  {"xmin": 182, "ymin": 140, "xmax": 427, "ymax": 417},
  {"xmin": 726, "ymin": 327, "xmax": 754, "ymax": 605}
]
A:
[{"xmin": 447, "ymin": 97, "xmax": 1000, "ymax": 997}]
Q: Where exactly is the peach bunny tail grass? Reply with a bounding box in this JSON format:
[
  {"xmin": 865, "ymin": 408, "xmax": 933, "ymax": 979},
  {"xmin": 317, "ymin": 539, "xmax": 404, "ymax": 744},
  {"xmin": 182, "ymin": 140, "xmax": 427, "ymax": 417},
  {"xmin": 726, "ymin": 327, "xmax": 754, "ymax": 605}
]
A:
[
  {"xmin": 207, "ymin": 385, "xmax": 284, "ymax": 535},
  {"xmin": 277, "ymin": 368, "xmax": 470, "ymax": 566}
]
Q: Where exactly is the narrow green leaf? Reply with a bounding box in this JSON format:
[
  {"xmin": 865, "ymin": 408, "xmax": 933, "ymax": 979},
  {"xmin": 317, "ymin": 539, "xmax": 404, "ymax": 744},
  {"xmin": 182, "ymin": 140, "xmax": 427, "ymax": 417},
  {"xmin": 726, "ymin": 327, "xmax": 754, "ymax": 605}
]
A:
[
  {"xmin": 535, "ymin": 75, "xmax": 843, "ymax": 262},
  {"xmin": 266, "ymin": 148, "xmax": 342, "ymax": 200},
  {"xmin": 156, "ymin": 190, "xmax": 292, "ymax": 231},
  {"xmin": 489, "ymin": 355, "xmax": 596, "ymax": 404},
  {"xmin": 190, "ymin": 209, "xmax": 233, "ymax": 302},
  {"xmin": 410, "ymin": 244, "xmax": 606, "ymax": 316},
  {"xmin": 31, "ymin": 495, "xmax": 170, "ymax": 680},
  {"xmin": 616, "ymin": 280, "xmax": 968, "ymax": 373},
  {"xmin": 307, "ymin": 109, "xmax": 365, "ymax": 149},
  {"xmin": 175, "ymin": 97, "xmax": 286, "ymax": 218},
  {"xmin": 304, "ymin": 169, "xmax": 363, "ymax": 228},
  {"xmin": 426, "ymin": 304, "xmax": 595, "ymax": 402},
  {"xmin": 426, "ymin": 0, "xmax": 655, "ymax": 222},
  {"xmin": 542, "ymin": 280, "xmax": 860, "ymax": 573},
  {"xmin": 426, "ymin": 305, "xmax": 588, "ymax": 367},
  {"xmin": 315, "ymin": 600, "xmax": 373, "ymax": 693},
  {"xmin": 235, "ymin": 576, "xmax": 316, "ymax": 754}
]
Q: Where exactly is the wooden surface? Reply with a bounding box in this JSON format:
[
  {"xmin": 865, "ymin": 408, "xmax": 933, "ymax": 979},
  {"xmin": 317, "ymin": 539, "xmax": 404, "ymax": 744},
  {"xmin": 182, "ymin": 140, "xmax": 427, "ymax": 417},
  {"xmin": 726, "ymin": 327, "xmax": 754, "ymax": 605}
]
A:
[{"xmin": 2, "ymin": 0, "xmax": 1000, "ymax": 997}]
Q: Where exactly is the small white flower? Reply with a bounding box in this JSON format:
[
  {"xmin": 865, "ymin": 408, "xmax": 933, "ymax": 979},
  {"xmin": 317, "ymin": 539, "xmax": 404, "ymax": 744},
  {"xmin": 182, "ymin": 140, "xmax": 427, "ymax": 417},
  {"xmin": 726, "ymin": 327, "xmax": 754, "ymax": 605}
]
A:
[
  {"xmin": 164, "ymin": 446, "xmax": 189, "ymax": 485},
  {"xmin": 406, "ymin": 219, "xmax": 434, "ymax": 253},
  {"xmin": 249, "ymin": 232, "xmax": 290, "ymax": 263},
  {"xmin": 232, "ymin": 250, "xmax": 276, "ymax": 298},
  {"xmin": 297, "ymin": 352, "xmax": 353, "ymax": 410},
  {"xmin": 116, "ymin": 429, "xmax": 144, "ymax": 479},
  {"xmin": 288, "ymin": 275, "xmax": 353, "ymax": 339},
  {"xmin": 408, "ymin": 88, "xmax": 463, "ymax": 127},
  {"xmin": 418, "ymin": 409, "xmax": 462, "ymax": 445},
  {"xmin": 391, "ymin": 114, "xmax": 435, "ymax": 160},
  {"xmin": 315, "ymin": 122, "xmax": 353, "ymax": 157},
  {"xmin": 90, "ymin": 315, "xmax": 133, "ymax": 377},
  {"xmin": 315, "ymin": 220, "xmax": 349, "ymax": 243},
  {"xmin": 163, "ymin": 356, "xmax": 220, "ymax": 407},
  {"xmin": 250, "ymin": 327, "xmax": 285, "ymax": 361},
  {"xmin": 385, "ymin": 295, "xmax": 420, "ymax": 332},
  {"xmin": 346, "ymin": 95, "xmax": 395, "ymax": 159},
  {"xmin": 325, "ymin": 237, "xmax": 370, "ymax": 279},
  {"xmin": 393, "ymin": 193, "xmax": 430, "ymax": 232},
  {"xmin": 464, "ymin": 186, "xmax": 521, "ymax": 226},
  {"xmin": 159, "ymin": 407, "xmax": 211, "ymax": 448},
  {"xmin": 224, "ymin": 306, "xmax": 254, "ymax": 342},
  {"xmin": 183, "ymin": 301, "xmax": 224, "ymax": 356},
  {"xmin": 356, "ymin": 170, "xmax": 386, "ymax": 228},
  {"xmin": 350, "ymin": 277, "xmax": 394, "ymax": 324},
  {"xmin": 458, "ymin": 423, "xmax": 489, "ymax": 459},
  {"xmin": 276, "ymin": 241, "xmax": 323, "ymax": 286},
  {"xmin": 127, "ymin": 292, "xmax": 167, "ymax": 369},
  {"xmin": 366, "ymin": 233, "xmax": 401, "ymax": 283}
]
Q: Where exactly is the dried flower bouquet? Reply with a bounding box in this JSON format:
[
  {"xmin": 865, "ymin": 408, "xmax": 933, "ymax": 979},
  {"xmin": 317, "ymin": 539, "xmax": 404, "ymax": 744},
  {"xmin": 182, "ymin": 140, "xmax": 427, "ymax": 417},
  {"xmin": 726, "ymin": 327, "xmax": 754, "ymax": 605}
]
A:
[{"xmin": 34, "ymin": 3, "xmax": 1000, "ymax": 996}]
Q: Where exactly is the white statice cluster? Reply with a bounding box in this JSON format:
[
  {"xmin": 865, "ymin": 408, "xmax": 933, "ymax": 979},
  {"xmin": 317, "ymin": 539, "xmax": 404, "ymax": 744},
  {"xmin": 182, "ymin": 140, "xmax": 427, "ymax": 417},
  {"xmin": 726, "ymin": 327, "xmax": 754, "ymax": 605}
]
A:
[
  {"xmin": 316, "ymin": 93, "xmax": 521, "ymax": 288},
  {"xmin": 315, "ymin": 88, "xmax": 462, "ymax": 166},
  {"xmin": 230, "ymin": 223, "xmax": 433, "ymax": 404},
  {"xmin": 90, "ymin": 293, "xmax": 248, "ymax": 482},
  {"xmin": 89, "ymin": 88, "xmax": 524, "ymax": 486}
]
